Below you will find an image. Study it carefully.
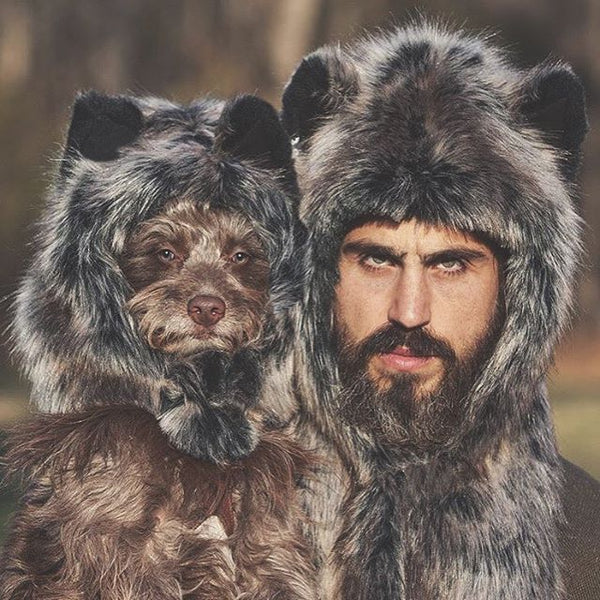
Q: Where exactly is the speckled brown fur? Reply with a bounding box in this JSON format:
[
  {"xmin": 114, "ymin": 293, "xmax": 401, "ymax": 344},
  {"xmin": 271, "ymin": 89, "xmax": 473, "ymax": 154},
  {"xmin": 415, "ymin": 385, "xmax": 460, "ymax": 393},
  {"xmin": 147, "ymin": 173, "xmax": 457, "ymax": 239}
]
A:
[{"xmin": 1, "ymin": 406, "xmax": 316, "ymax": 599}]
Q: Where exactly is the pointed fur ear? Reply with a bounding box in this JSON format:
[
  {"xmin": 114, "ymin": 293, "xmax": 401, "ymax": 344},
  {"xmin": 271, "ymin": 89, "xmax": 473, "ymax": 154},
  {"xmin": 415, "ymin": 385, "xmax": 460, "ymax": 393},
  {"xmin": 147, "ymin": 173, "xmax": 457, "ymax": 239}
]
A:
[
  {"xmin": 214, "ymin": 94, "xmax": 292, "ymax": 172},
  {"xmin": 63, "ymin": 91, "xmax": 143, "ymax": 169},
  {"xmin": 281, "ymin": 47, "xmax": 359, "ymax": 144},
  {"xmin": 517, "ymin": 62, "xmax": 588, "ymax": 181}
]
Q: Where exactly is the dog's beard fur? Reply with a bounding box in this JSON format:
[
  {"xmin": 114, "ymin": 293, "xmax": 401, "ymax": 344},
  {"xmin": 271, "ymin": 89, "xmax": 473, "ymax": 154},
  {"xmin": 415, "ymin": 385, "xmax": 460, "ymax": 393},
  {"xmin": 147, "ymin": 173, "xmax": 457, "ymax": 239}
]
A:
[
  {"xmin": 127, "ymin": 280, "xmax": 266, "ymax": 355},
  {"xmin": 333, "ymin": 309, "xmax": 503, "ymax": 451},
  {"xmin": 121, "ymin": 201, "xmax": 269, "ymax": 357}
]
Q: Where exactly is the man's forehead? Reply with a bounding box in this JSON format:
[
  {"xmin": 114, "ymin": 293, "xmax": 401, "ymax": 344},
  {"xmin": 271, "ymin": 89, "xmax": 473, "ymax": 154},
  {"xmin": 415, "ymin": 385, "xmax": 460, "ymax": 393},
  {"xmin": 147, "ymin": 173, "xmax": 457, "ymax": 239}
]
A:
[{"xmin": 341, "ymin": 218, "xmax": 493, "ymax": 253}]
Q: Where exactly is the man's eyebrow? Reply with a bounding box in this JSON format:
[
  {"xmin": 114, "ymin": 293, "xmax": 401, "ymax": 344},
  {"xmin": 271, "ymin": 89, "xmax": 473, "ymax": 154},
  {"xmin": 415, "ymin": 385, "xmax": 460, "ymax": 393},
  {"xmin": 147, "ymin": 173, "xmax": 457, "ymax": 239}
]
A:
[
  {"xmin": 341, "ymin": 241, "xmax": 490, "ymax": 264},
  {"xmin": 423, "ymin": 248, "xmax": 489, "ymax": 265},
  {"xmin": 341, "ymin": 240, "xmax": 404, "ymax": 262}
]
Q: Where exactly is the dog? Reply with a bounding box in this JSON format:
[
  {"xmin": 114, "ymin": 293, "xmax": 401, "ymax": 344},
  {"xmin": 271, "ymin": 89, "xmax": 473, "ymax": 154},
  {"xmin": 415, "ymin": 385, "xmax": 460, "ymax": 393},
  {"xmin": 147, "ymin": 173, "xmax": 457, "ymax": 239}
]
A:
[
  {"xmin": 1, "ymin": 91, "xmax": 316, "ymax": 599},
  {"xmin": 122, "ymin": 200, "xmax": 269, "ymax": 463},
  {"xmin": 2, "ymin": 406, "xmax": 315, "ymax": 600}
]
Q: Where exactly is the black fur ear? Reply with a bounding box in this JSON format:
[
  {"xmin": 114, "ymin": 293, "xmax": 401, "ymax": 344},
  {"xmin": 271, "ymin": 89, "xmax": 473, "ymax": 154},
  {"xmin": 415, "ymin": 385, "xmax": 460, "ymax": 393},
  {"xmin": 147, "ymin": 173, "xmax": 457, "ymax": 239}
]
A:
[
  {"xmin": 281, "ymin": 48, "xmax": 359, "ymax": 144},
  {"xmin": 62, "ymin": 91, "xmax": 143, "ymax": 169},
  {"xmin": 518, "ymin": 62, "xmax": 588, "ymax": 181},
  {"xmin": 214, "ymin": 94, "xmax": 292, "ymax": 172}
]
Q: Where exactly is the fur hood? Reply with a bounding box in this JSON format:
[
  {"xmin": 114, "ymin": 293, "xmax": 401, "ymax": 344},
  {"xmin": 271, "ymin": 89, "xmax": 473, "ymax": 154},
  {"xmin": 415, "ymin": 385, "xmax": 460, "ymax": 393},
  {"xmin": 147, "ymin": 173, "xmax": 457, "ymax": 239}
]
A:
[
  {"xmin": 281, "ymin": 22, "xmax": 589, "ymax": 600},
  {"xmin": 13, "ymin": 91, "xmax": 303, "ymax": 412},
  {"xmin": 282, "ymin": 21, "xmax": 587, "ymax": 458}
]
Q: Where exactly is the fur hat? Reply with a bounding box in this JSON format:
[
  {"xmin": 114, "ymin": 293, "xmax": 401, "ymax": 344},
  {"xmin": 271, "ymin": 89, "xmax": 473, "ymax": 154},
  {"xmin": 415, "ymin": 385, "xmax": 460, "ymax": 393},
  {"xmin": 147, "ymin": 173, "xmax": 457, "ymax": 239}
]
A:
[
  {"xmin": 13, "ymin": 91, "xmax": 302, "ymax": 412},
  {"xmin": 282, "ymin": 21, "xmax": 588, "ymax": 454},
  {"xmin": 281, "ymin": 22, "xmax": 590, "ymax": 599}
]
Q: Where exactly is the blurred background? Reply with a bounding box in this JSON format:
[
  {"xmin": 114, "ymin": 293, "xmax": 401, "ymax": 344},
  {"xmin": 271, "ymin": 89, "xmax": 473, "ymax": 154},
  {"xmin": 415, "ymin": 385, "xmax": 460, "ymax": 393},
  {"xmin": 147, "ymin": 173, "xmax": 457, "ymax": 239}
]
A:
[{"xmin": 1, "ymin": 0, "xmax": 598, "ymax": 540}]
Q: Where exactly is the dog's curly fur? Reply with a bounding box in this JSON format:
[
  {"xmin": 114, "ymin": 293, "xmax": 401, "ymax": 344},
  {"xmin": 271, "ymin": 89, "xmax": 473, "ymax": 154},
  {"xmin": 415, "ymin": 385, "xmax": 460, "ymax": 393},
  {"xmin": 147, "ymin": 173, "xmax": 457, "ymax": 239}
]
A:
[
  {"xmin": 1, "ymin": 406, "xmax": 315, "ymax": 600},
  {"xmin": 281, "ymin": 20, "xmax": 588, "ymax": 599}
]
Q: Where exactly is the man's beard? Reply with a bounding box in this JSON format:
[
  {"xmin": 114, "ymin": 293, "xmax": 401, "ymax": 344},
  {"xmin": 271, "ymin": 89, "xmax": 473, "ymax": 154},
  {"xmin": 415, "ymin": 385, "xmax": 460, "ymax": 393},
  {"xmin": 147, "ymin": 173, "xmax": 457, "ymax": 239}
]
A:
[{"xmin": 333, "ymin": 315, "xmax": 503, "ymax": 451}]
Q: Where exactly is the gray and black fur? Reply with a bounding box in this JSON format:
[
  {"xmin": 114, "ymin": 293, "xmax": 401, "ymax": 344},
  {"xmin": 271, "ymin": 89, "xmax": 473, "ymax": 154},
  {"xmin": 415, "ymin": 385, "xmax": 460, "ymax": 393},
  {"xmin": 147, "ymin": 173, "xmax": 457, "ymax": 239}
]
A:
[
  {"xmin": 12, "ymin": 90, "xmax": 304, "ymax": 461},
  {"xmin": 2, "ymin": 91, "xmax": 318, "ymax": 598},
  {"xmin": 282, "ymin": 21, "xmax": 588, "ymax": 599}
]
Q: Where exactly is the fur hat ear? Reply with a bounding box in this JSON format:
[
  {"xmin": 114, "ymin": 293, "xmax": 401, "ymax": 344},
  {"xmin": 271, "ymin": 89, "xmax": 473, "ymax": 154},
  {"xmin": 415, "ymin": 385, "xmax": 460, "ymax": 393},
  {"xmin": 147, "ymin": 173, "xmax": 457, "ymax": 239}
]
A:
[
  {"xmin": 62, "ymin": 91, "xmax": 143, "ymax": 171},
  {"xmin": 281, "ymin": 48, "xmax": 359, "ymax": 144},
  {"xmin": 214, "ymin": 94, "xmax": 292, "ymax": 172},
  {"xmin": 517, "ymin": 62, "xmax": 588, "ymax": 181}
]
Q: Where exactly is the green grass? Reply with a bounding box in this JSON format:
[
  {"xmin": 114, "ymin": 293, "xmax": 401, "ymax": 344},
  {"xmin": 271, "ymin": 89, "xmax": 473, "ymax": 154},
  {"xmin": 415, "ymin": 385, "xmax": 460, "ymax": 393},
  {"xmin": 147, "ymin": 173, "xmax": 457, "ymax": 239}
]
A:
[
  {"xmin": 0, "ymin": 431, "xmax": 19, "ymax": 545},
  {"xmin": 0, "ymin": 491, "xmax": 18, "ymax": 545},
  {"xmin": 550, "ymin": 384, "xmax": 600, "ymax": 479}
]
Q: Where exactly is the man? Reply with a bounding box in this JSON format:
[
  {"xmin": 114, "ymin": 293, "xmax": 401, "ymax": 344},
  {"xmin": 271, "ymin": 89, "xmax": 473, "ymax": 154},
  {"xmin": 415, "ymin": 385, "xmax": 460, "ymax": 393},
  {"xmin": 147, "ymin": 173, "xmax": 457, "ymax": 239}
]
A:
[{"xmin": 281, "ymin": 21, "xmax": 600, "ymax": 599}]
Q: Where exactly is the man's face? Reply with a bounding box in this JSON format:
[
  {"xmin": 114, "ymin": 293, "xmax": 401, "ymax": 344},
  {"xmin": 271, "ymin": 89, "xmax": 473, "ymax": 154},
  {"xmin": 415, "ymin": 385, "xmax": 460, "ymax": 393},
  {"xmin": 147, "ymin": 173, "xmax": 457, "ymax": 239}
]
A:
[{"xmin": 333, "ymin": 219, "xmax": 502, "ymax": 446}]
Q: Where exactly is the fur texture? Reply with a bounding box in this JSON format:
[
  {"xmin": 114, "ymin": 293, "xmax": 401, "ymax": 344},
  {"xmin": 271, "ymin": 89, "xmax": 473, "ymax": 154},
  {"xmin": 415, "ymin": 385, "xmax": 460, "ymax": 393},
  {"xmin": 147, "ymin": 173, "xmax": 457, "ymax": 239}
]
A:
[
  {"xmin": 12, "ymin": 91, "xmax": 303, "ymax": 416},
  {"xmin": 0, "ymin": 406, "xmax": 316, "ymax": 599},
  {"xmin": 3, "ymin": 91, "xmax": 316, "ymax": 597},
  {"xmin": 281, "ymin": 20, "xmax": 588, "ymax": 599},
  {"xmin": 119, "ymin": 201, "xmax": 269, "ymax": 463}
]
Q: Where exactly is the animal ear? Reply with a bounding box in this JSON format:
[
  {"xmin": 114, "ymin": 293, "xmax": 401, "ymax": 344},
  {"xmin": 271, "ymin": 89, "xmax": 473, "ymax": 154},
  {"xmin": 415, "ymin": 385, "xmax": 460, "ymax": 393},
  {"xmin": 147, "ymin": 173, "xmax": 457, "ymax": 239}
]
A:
[
  {"xmin": 214, "ymin": 94, "xmax": 292, "ymax": 172},
  {"xmin": 281, "ymin": 47, "xmax": 359, "ymax": 145},
  {"xmin": 63, "ymin": 91, "xmax": 143, "ymax": 169},
  {"xmin": 517, "ymin": 62, "xmax": 588, "ymax": 181}
]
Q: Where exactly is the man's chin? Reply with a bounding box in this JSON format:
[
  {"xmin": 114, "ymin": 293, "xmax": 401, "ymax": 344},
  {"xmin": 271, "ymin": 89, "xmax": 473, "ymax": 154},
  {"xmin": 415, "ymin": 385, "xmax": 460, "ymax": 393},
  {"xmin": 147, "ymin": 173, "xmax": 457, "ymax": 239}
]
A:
[
  {"xmin": 368, "ymin": 360, "xmax": 443, "ymax": 400},
  {"xmin": 337, "ymin": 363, "xmax": 467, "ymax": 450},
  {"xmin": 333, "ymin": 318, "xmax": 504, "ymax": 450}
]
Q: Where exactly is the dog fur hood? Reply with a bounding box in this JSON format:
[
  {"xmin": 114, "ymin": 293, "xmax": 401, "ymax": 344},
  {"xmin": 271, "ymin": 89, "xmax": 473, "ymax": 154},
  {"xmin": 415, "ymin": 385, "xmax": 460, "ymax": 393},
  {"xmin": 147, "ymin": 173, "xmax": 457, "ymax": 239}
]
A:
[
  {"xmin": 282, "ymin": 22, "xmax": 587, "ymax": 456},
  {"xmin": 14, "ymin": 92, "xmax": 303, "ymax": 412}
]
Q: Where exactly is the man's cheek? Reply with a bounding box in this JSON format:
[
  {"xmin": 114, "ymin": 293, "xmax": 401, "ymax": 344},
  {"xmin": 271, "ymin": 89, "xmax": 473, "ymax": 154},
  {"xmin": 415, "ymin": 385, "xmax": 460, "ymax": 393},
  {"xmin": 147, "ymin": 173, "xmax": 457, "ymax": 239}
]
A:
[
  {"xmin": 346, "ymin": 302, "xmax": 385, "ymax": 344},
  {"xmin": 333, "ymin": 298, "xmax": 359, "ymax": 343}
]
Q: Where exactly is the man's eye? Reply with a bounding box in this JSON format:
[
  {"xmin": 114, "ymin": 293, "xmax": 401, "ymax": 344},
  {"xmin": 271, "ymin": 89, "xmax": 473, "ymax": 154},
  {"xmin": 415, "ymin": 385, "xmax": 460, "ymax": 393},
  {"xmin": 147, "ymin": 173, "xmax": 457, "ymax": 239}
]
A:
[
  {"xmin": 157, "ymin": 249, "xmax": 176, "ymax": 262},
  {"xmin": 231, "ymin": 251, "xmax": 250, "ymax": 264},
  {"xmin": 436, "ymin": 259, "xmax": 465, "ymax": 273},
  {"xmin": 361, "ymin": 255, "xmax": 390, "ymax": 268}
]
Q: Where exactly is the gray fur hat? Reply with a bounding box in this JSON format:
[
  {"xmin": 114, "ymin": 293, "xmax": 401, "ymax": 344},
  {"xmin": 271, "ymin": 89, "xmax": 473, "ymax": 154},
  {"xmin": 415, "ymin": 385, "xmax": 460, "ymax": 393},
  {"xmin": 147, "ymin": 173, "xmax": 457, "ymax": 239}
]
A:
[
  {"xmin": 282, "ymin": 21, "xmax": 588, "ymax": 454},
  {"xmin": 13, "ymin": 91, "xmax": 302, "ymax": 412}
]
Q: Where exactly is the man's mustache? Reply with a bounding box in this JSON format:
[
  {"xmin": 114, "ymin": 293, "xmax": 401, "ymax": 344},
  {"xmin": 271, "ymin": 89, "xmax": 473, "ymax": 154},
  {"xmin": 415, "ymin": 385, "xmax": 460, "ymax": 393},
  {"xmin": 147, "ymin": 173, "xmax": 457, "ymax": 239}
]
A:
[{"xmin": 347, "ymin": 322, "xmax": 457, "ymax": 366}]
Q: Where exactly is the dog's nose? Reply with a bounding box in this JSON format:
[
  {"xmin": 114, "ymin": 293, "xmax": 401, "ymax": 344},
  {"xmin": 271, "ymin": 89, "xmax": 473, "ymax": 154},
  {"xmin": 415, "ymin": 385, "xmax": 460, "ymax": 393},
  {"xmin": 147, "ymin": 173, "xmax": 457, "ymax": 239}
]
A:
[{"xmin": 187, "ymin": 295, "xmax": 226, "ymax": 327}]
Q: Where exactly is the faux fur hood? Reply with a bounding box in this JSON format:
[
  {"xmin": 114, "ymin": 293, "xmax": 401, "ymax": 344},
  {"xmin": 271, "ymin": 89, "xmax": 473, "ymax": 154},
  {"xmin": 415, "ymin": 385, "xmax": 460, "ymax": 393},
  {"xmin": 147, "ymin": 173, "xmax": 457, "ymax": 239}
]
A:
[
  {"xmin": 13, "ymin": 92, "xmax": 303, "ymax": 412},
  {"xmin": 280, "ymin": 21, "xmax": 590, "ymax": 600},
  {"xmin": 282, "ymin": 21, "xmax": 588, "ymax": 457}
]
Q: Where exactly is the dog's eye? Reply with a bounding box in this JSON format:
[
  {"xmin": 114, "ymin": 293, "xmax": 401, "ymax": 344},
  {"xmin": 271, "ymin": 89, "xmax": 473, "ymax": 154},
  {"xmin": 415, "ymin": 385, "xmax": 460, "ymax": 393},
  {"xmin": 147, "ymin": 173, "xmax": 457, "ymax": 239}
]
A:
[
  {"xmin": 158, "ymin": 249, "xmax": 176, "ymax": 263},
  {"xmin": 231, "ymin": 252, "xmax": 250, "ymax": 264}
]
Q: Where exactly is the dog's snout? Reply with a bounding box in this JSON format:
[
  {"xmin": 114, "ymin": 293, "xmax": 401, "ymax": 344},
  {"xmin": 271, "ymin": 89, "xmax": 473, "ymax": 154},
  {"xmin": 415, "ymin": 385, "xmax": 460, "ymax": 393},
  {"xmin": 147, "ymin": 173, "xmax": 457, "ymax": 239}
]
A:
[{"xmin": 187, "ymin": 295, "xmax": 226, "ymax": 327}]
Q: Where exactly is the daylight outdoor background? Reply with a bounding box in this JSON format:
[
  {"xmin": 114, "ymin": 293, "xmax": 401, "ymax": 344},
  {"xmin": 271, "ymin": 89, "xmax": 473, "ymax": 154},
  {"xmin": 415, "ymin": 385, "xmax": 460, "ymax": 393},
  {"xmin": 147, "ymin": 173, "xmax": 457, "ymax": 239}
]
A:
[{"xmin": 1, "ymin": 0, "xmax": 599, "ymax": 541}]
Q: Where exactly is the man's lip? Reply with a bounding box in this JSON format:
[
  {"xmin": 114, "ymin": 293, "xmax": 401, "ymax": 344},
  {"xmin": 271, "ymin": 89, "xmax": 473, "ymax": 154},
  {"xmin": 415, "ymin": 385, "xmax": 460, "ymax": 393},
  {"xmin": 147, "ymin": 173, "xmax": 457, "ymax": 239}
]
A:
[
  {"xmin": 388, "ymin": 345, "xmax": 419, "ymax": 357},
  {"xmin": 377, "ymin": 346, "xmax": 435, "ymax": 371}
]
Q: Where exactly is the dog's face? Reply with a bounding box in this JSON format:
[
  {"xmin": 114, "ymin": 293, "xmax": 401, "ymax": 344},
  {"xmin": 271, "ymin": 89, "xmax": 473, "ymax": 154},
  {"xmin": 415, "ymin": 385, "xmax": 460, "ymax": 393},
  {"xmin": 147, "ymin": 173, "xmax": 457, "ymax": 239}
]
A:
[{"xmin": 120, "ymin": 200, "xmax": 269, "ymax": 356}]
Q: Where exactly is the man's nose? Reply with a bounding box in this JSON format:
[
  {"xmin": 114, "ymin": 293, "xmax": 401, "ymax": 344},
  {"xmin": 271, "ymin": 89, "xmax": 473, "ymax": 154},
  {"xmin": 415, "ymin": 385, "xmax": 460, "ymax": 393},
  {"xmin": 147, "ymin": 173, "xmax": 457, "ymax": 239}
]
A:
[{"xmin": 387, "ymin": 270, "xmax": 431, "ymax": 330}]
